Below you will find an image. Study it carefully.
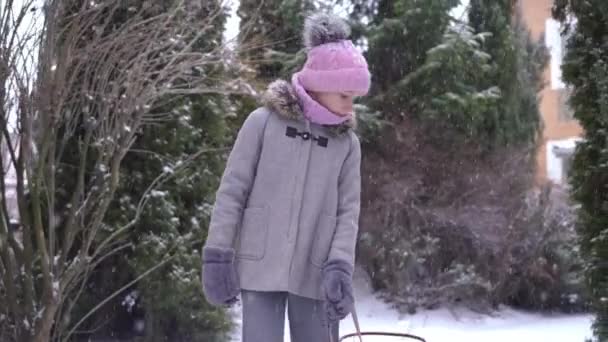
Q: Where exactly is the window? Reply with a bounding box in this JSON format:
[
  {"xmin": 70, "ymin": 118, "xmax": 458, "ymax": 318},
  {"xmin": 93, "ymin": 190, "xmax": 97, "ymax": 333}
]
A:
[
  {"xmin": 545, "ymin": 17, "xmax": 576, "ymax": 91},
  {"xmin": 547, "ymin": 138, "xmax": 579, "ymax": 185},
  {"xmin": 545, "ymin": 18, "xmax": 565, "ymax": 90}
]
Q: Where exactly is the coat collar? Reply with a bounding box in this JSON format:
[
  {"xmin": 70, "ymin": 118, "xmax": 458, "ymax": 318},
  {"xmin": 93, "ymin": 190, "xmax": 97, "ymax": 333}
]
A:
[{"xmin": 261, "ymin": 79, "xmax": 356, "ymax": 137}]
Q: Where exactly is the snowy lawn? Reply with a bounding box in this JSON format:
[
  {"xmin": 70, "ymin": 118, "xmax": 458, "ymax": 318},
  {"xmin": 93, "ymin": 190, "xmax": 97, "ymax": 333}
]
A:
[{"xmin": 229, "ymin": 267, "xmax": 593, "ymax": 342}]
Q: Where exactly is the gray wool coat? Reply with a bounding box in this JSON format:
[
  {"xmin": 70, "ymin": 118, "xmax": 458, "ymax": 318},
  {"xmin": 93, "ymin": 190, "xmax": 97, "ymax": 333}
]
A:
[{"xmin": 203, "ymin": 79, "xmax": 361, "ymax": 300}]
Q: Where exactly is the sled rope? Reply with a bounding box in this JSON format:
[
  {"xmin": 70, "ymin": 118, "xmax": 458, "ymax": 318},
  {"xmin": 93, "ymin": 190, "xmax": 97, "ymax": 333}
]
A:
[
  {"xmin": 351, "ymin": 306, "xmax": 364, "ymax": 342},
  {"xmin": 329, "ymin": 306, "xmax": 363, "ymax": 342}
]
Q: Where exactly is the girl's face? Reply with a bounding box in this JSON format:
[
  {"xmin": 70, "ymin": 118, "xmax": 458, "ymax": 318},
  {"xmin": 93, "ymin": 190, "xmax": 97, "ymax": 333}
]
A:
[{"xmin": 309, "ymin": 91, "xmax": 358, "ymax": 116}]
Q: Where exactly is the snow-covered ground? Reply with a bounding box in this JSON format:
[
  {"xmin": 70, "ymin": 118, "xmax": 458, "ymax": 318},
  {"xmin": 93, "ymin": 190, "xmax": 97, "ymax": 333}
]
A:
[{"xmin": 229, "ymin": 266, "xmax": 594, "ymax": 342}]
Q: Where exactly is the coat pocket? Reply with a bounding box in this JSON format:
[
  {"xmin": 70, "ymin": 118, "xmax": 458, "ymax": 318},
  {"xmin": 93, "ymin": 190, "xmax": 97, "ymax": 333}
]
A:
[
  {"xmin": 236, "ymin": 206, "xmax": 270, "ymax": 260},
  {"xmin": 310, "ymin": 214, "xmax": 338, "ymax": 267}
]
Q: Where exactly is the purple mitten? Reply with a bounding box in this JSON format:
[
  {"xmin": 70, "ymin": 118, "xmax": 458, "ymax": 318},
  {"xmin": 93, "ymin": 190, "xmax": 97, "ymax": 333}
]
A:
[
  {"xmin": 202, "ymin": 246, "xmax": 240, "ymax": 306},
  {"xmin": 322, "ymin": 259, "xmax": 355, "ymax": 323}
]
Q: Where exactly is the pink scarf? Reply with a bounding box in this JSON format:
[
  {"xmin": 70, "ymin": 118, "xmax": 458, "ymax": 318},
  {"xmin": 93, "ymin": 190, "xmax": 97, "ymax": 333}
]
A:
[{"xmin": 291, "ymin": 72, "xmax": 352, "ymax": 126}]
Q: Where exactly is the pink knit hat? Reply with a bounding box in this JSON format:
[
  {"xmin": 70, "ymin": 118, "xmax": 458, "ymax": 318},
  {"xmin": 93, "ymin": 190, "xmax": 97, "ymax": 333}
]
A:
[{"xmin": 297, "ymin": 13, "xmax": 371, "ymax": 96}]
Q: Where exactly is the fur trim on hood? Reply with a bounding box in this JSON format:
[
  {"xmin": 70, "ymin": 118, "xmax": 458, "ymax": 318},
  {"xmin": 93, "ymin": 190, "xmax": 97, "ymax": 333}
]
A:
[{"xmin": 261, "ymin": 79, "xmax": 356, "ymax": 137}]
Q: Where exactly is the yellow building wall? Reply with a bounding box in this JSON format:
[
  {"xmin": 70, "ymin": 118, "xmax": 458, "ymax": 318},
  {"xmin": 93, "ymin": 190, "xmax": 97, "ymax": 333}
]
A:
[{"xmin": 519, "ymin": 0, "xmax": 583, "ymax": 184}]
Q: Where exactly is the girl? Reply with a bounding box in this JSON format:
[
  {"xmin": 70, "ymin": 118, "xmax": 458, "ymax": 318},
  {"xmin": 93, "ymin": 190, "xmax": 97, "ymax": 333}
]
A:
[{"xmin": 201, "ymin": 12, "xmax": 370, "ymax": 342}]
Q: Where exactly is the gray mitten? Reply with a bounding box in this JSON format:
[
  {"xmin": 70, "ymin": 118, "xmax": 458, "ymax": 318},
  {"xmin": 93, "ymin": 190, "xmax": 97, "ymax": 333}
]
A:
[
  {"xmin": 201, "ymin": 246, "xmax": 240, "ymax": 306},
  {"xmin": 322, "ymin": 259, "xmax": 355, "ymax": 323}
]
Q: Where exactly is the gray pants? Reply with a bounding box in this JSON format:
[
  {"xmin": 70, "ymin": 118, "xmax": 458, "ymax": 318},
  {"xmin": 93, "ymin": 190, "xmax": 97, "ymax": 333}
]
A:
[{"xmin": 241, "ymin": 290, "xmax": 340, "ymax": 342}]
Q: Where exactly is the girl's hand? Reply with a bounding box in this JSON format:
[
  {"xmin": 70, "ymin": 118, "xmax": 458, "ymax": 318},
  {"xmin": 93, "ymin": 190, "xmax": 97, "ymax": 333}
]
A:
[
  {"xmin": 201, "ymin": 246, "xmax": 240, "ymax": 306},
  {"xmin": 322, "ymin": 259, "xmax": 355, "ymax": 322}
]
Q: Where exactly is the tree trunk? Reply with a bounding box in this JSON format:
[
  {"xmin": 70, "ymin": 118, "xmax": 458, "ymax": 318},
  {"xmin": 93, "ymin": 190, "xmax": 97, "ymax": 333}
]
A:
[{"xmin": 32, "ymin": 297, "xmax": 59, "ymax": 342}]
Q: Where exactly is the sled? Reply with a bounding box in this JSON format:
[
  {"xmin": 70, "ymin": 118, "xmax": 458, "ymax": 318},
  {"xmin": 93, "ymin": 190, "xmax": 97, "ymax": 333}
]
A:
[
  {"xmin": 336, "ymin": 308, "xmax": 427, "ymax": 342},
  {"xmin": 339, "ymin": 331, "xmax": 427, "ymax": 341}
]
